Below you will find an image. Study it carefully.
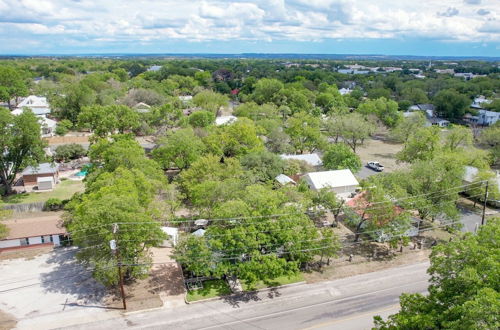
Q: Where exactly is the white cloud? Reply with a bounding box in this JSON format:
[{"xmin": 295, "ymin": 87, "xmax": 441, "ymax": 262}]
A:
[{"xmin": 0, "ymin": 0, "xmax": 498, "ymax": 49}]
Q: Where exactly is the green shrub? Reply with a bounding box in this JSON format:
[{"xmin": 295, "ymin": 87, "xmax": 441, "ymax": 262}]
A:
[
  {"xmin": 54, "ymin": 144, "xmax": 87, "ymax": 162},
  {"xmin": 55, "ymin": 119, "xmax": 73, "ymax": 136},
  {"xmin": 188, "ymin": 110, "xmax": 215, "ymax": 128},
  {"xmin": 44, "ymin": 198, "xmax": 63, "ymax": 211}
]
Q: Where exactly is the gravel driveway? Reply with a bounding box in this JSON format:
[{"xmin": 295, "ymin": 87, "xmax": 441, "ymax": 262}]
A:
[{"xmin": 0, "ymin": 248, "xmax": 109, "ymax": 329}]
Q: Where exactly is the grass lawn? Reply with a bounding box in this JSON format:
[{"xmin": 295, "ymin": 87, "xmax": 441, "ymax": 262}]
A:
[
  {"xmin": 186, "ymin": 279, "xmax": 231, "ymax": 302},
  {"xmin": 3, "ymin": 180, "xmax": 85, "ymax": 204},
  {"xmin": 242, "ymin": 272, "xmax": 305, "ymax": 291}
]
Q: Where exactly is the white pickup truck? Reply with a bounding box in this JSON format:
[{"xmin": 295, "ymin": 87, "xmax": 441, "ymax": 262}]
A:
[{"xmin": 367, "ymin": 161, "xmax": 384, "ymax": 172}]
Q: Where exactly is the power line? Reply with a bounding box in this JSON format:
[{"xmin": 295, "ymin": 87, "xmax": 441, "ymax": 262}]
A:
[{"xmin": 66, "ymin": 181, "xmax": 488, "ymax": 236}]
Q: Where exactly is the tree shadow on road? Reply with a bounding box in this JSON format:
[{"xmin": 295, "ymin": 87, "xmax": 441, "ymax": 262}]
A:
[{"xmin": 222, "ymin": 291, "xmax": 261, "ymax": 308}]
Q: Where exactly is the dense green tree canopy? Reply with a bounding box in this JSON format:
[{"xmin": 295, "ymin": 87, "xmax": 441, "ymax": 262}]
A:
[
  {"xmin": 375, "ymin": 218, "xmax": 500, "ymax": 329},
  {"xmin": 0, "ymin": 108, "xmax": 46, "ymax": 195},
  {"xmin": 433, "ymin": 89, "xmax": 470, "ymax": 120},
  {"xmin": 153, "ymin": 128, "xmax": 205, "ymax": 170},
  {"xmin": 322, "ymin": 143, "xmax": 362, "ymax": 172}
]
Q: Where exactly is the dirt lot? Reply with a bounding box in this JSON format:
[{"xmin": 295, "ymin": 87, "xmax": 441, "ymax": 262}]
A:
[
  {"xmin": 106, "ymin": 247, "xmax": 186, "ymax": 312},
  {"xmin": 356, "ymin": 137, "xmax": 405, "ymax": 172}
]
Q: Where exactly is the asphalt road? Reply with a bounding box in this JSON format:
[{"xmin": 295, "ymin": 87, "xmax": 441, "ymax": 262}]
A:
[
  {"xmin": 64, "ymin": 262, "xmax": 430, "ymax": 330},
  {"xmin": 356, "ymin": 165, "xmax": 380, "ymax": 180}
]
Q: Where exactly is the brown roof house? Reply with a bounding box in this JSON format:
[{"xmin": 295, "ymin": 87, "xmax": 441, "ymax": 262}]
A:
[
  {"xmin": 21, "ymin": 163, "xmax": 59, "ymax": 192},
  {"xmin": 0, "ymin": 215, "xmax": 67, "ymax": 251}
]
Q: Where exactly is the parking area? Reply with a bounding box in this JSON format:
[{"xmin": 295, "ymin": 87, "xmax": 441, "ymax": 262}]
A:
[{"xmin": 0, "ymin": 248, "xmax": 109, "ymax": 328}]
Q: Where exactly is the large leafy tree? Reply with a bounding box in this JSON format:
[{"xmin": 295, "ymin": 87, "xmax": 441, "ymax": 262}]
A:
[
  {"xmin": 0, "ymin": 66, "xmax": 28, "ymax": 109},
  {"xmin": 251, "ymin": 78, "xmax": 284, "ymax": 105},
  {"xmin": 443, "ymin": 125, "xmax": 473, "ymax": 151},
  {"xmin": 285, "ymin": 112, "xmax": 325, "ymax": 154},
  {"xmin": 204, "ymin": 118, "xmax": 264, "ymax": 157},
  {"xmin": 322, "ymin": 143, "xmax": 362, "ymax": 172},
  {"xmin": 479, "ymin": 123, "xmax": 500, "ymax": 166},
  {"xmin": 65, "ymin": 167, "xmax": 166, "ymax": 286},
  {"xmin": 374, "ymin": 218, "xmax": 500, "ymax": 329},
  {"xmin": 173, "ymin": 185, "xmax": 340, "ymax": 284},
  {"xmin": 241, "ymin": 150, "xmax": 286, "ymax": 183},
  {"xmin": 397, "ymin": 126, "xmax": 441, "ymax": 163},
  {"xmin": 390, "ymin": 112, "xmax": 427, "ymax": 143},
  {"xmin": 78, "ymin": 105, "xmax": 140, "ymax": 137},
  {"xmin": 358, "ymin": 97, "xmax": 401, "ymax": 127},
  {"xmin": 337, "ymin": 113, "xmax": 376, "ymax": 153},
  {"xmin": 0, "ymin": 108, "xmax": 46, "ymax": 195},
  {"xmin": 433, "ymin": 89, "xmax": 470, "ymax": 120},
  {"xmin": 192, "ymin": 90, "xmax": 228, "ymax": 114},
  {"xmin": 153, "ymin": 128, "xmax": 205, "ymax": 170}
]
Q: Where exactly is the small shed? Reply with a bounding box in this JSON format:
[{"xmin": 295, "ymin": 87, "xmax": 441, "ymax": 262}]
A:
[
  {"xmin": 275, "ymin": 174, "xmax": 296, "ymax": 186},
  {"xmin": 37, "ymin": 176, "xmax": 54, "ymax": 191},
  {"xmin": 21, "ymin": 163, "xmax": 59, "ymax": 188}
]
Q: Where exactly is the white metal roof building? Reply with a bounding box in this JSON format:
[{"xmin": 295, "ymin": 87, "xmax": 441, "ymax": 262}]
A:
[
  {"xmin": 215, "ymin": 115, "xmax": 237, "ymax": 126},
  {"xmin": 275, "ymin": 174, "xmax": 296, "ymax": 186},
  {"xmin": 15, "ymin": 95, "xmax": 51, "ymax": 116},
  {"xmin": 303, "ymin": 169, "xmax": 359, "ymax": 199},
  {"xmin": 280, "ymin": 153, "xmax": 323, "ymax": 167}
]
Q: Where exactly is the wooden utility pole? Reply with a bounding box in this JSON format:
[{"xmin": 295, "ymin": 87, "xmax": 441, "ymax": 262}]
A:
[
  {"xmin": 481, "ymin": 181, "xmax": 489, "ymax": 226},
  {"xmin": 111, "ymin": 223, "xmax": 127, "ymax": 310}
]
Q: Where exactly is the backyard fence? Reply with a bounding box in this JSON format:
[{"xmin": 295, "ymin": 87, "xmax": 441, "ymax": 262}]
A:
[{"xmin": 3, "ymin": 201, "xmax": 46, "ymax": 213}]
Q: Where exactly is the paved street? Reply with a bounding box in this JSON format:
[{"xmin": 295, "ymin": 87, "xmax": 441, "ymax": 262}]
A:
[{"xmin": 61, "ymin": 262, "xmax": 429, "ymax": 330}]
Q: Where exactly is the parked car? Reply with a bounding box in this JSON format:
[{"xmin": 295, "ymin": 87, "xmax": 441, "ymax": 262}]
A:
[{"xmin": 367, "ymin": 161, "xmax": 384, "ymax": 172}]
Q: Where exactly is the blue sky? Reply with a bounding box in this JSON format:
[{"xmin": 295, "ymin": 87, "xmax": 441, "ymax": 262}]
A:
[{"xmin": 0, "ymin": 0, "xmax": 499, "ymax": 56}]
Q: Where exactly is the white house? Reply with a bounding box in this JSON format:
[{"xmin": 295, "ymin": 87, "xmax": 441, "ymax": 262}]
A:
[
  {"xmin": 429, "ymin": 117, "xmax": 450, "ymax": 128},
  {"xmin": 471, "ymin": 96, "xmax": 492, "ymax": 109},
  {"xmin": 477, "ymin": 110, "xmax": 500, "ymax": 126},
  {"xmin": 215, "ymin": 115, "xmax": 237, "ymax": 126},
  {"xmin": 339, "ymin": 88, "xmax": 352, "ymax": 95},
  {"xmin": 15, "ymin": 95, "xmax": 51, "ymax": 116},
  {"xmin": 302, "ymin": 169, "xmax": 359, "ymax": 199},
  {"xmin": 0, "ymin": 215, "xmax": 66, "ymax": 250},
  {"xmin": 280, "ymin": 153, "xmax": 323, "ymax": 167},
  {"xmin": 464, "ymin": 110, "xmax": 500, "ymax": 126}
]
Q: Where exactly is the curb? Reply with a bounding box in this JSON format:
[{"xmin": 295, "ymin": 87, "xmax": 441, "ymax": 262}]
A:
[{"xmin": 185, "ymin": 280, "xmax": 307, "ymax": 304}]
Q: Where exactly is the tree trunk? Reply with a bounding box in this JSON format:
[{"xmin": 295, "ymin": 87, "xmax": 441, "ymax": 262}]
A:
[{"xmin": 354, "ymin": 217, "xmax": 367, "ymax": 242}]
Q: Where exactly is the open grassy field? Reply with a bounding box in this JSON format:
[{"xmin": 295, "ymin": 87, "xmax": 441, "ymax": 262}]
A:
[{"xmin": 3, "ymin": 180, "xmax": 85, "ymax": 205}]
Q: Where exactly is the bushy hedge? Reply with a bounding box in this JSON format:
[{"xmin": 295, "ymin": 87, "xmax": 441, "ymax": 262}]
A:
[{"xmin": 54, "ymin": 144, "xmax": 87, "ymax": 162}]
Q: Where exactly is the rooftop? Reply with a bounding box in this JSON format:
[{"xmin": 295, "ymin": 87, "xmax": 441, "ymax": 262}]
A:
[
  {"xmin": 304, "ymin": 169, "xmax": 359, "ymax": 190},
  {"xmin": 21, "ymin": 163, "xmax": 59, "ymax": 176},
  {"xmin": 280, "ymin": 153, "xmax": 323, "ymax": 167},
  {"xmin": 2, "ymin": 214, "xmax": 66, "ymax": 240}
]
